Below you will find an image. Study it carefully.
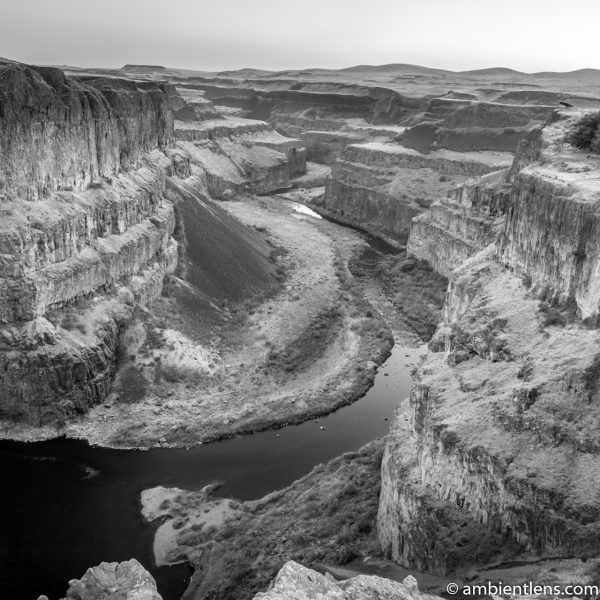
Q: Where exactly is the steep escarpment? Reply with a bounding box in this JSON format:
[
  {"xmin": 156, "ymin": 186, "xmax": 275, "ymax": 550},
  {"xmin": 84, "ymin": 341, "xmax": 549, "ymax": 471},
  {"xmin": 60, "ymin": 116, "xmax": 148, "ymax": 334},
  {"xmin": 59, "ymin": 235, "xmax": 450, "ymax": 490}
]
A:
[
  {"xmin": 406, "ymin": 121, "xmax": 550, "ymax": 276},
  {"xmin": 0, "ymin": 62, "xmax": 180, "ymax": 425},
  {"xmin": 378, "ymin": 111, "xmax": 600, "ymax": 581},
  {"xmin": 0, "ymin": 60, "xmax": 304, "ymax": 430},
  {"xmin": 317, "ymin": 142, "xmax": 511, "ymax": 244},
  {"xmin": 172, "ymin": 117, "xmax": 306, "ymax": 195},
  {"xmin": 180, "ymin": 79, "xmax": 428, "ymax": 126},
  {"xmin": 408, "ymin": 169, "xmax": 511, "ymax": 275},
  {"xmin": 498, "ymin": 113, "xmax": 600, "ymax": 321},
  {"xmin": 174, "ymin": 78, "xmax": 423, "ymax": 164},
  {"xmin": 317, "ymin": 96, "xmax": 555, "ymax": 245}
]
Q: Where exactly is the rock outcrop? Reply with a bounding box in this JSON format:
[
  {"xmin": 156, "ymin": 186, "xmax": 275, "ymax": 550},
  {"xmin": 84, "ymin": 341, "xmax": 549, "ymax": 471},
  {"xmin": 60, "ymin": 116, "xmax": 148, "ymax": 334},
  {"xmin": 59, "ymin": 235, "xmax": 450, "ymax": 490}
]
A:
[
  {"xmin": 0, "ymin": 61, "xmax": 180, "ymax": 425},
  {"xmin": 316, "ymin": 142, "xmax": 511, "ymax": 244},
  {"xmin": 498, "ymin": 114, "xmax": 600, "ymax": 321},
  {"xmin": 172, "ymin": 116, "xmax": 306, "ymax": 195},
  {"xmin": 378, "ymin": 111, "xmax": 600, "ymax": 577},
  {"xmin": 62, "ymin": 559, "xmax": 162, "ymax": 600},
  {"xmin": 253, "ymin": 561, "xmax": 438, "ymax": 600},
  {"xmin": 400, "ymin": 99, "xmax": 554, "ymax": 153},
  {"xmin": 407, "ymin": 169, "xmax": 511, "ymax": 276},
  {"xmin": 0, "ymin": 60, "xmax": 173, "ymax": 201}
]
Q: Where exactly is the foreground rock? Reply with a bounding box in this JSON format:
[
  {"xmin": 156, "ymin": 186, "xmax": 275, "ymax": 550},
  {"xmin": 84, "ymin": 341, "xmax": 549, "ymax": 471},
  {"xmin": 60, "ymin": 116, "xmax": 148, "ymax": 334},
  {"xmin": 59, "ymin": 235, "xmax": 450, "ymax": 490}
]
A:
[
  {"xmin": 253, "ymin": 561, "xmax": 437, "ymax": 600},
  {"xmin": 62, "ymin": 559, "xmax": 161, "ymax": 600}
]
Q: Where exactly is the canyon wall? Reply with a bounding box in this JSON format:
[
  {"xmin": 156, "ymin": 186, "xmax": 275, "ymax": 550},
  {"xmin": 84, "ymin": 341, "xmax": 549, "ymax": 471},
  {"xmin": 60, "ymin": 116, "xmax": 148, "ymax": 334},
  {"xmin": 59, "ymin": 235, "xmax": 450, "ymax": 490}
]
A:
[
  {"xmin": 0, "ymin": 60, "xmax": 174, "ymax": 201},
  {"xmin": 498, "ymin": 116, "xmax": 600, "ymax": 321},
  {"xmin": 407, "ymin": 169, "xmax": 511, "ymax": 276},
  {"xmin": 316, "ymin": 142, "xmax": 511, "ymax": 244},
  {"xmin": 313, "ymin": 96, "xmax": 555, "ymax": 244},
  {"xmin": 0, "ymin": 60, "xmax": 304, "ymax": 427},
  {"xmin": 0, "ymin": 61, "xmax": 180, "ymax": 424},
  {"xmin": 378, "ymin": 111, "xmax": 600, "ymax": 576}
]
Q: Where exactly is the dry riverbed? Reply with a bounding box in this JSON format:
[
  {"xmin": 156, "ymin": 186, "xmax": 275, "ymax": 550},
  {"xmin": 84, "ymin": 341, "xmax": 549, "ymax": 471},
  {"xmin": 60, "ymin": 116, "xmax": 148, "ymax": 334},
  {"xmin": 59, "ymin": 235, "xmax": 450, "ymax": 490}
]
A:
[{"xmin": 61, "ymin": 194, "xmax": 393, "ymax": 448}]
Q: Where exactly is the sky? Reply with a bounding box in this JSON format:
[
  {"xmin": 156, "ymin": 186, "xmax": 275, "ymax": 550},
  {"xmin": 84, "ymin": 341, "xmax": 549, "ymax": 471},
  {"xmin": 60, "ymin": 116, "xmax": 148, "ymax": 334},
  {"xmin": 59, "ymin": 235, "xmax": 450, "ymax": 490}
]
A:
[{"xmin": 1, "ymin": 0, "xmax": 599, "ymax": 73}]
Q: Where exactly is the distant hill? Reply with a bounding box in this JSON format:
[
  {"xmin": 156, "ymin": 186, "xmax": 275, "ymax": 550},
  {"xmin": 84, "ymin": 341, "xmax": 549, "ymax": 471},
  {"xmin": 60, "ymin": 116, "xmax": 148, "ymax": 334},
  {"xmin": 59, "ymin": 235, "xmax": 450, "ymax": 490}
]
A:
[
  {"xmin": 338, "ymin": 63, "xmax": 451, "ymax": 76},
  {"xmin": 216, "ymin": 68, "xmax": 273, "ymax": 77},
  {"xmin": 460, "ymin": 67, "xmax": 527, "ymax": 77},
  {"xmin": 121, "ymin": 64, "xmax": 167, "ymax": 72},
  {"xmin": 533, "ymin": 68, "xmax": 600, "ymax": 81}
]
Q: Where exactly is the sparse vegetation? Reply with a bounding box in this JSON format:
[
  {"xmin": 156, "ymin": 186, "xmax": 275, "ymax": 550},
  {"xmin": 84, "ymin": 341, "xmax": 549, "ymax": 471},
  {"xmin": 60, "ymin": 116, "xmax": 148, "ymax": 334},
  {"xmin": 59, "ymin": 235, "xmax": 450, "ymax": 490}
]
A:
[
  {"xmin": 261, "ymin": 307, "xmax": 342, "ymax": 378},
  {"xmin": 539, "ymin": 301, "xmax": 567, "ymax": 328},
  {"xmin": 350, "ymin": 250, "xmax": 447, "ymax": 341},
  {"xmin": 566, "ymin": 111, "xmax": 600, "ymax": 153},
  {"xmin": 178, "ymin": 441, "xmax": 385, "ymax": 600}
]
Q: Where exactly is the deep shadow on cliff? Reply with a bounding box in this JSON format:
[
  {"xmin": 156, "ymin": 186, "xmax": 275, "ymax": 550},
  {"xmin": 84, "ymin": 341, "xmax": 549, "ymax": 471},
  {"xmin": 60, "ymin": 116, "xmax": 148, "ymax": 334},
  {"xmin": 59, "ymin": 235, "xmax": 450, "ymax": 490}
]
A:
[{"xmin": 164, "ymin": 178, "xmax": 278, "ymax": 332}]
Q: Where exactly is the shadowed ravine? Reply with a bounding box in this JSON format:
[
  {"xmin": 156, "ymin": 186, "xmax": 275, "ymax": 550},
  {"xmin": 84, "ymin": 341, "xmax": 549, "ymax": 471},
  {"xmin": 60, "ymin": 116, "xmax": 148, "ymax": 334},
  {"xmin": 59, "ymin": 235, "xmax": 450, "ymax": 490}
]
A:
[{"xmin": 0, "ymin": 239, "xmax": 418, "ymax": 600}]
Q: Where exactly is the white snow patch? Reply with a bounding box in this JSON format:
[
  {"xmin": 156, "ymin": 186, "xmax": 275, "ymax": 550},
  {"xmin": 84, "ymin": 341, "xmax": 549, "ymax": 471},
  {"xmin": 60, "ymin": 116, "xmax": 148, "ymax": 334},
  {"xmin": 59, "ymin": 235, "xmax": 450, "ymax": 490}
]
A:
[{"xmin": 292, "ymin": 202, "xmax": 322, "ymax": 219}]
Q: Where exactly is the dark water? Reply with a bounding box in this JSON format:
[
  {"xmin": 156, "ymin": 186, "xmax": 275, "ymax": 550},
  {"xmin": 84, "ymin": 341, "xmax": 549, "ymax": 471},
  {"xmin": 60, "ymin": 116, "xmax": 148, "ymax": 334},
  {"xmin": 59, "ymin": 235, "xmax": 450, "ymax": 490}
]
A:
[
  {"xmin": 319, "ymin": 213, "xmax": 403, "ymax": 255},
  {"xmin": 0, "ymin": 345, "xmax": 419, "ymax": 600}
]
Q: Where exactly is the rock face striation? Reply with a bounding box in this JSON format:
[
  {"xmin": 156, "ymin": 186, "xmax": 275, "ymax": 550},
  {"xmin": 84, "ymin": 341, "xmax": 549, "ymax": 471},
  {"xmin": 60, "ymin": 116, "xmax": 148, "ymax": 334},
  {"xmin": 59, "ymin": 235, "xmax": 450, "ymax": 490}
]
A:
[
  {"xmin": 378, "ymin": 111, "xmax": 600, "ymax": 578},
  {"xmin": 0, "ymin": 61, "xmax": 173, "ymax": 201},
  {"xmin": 407, "ymin": 168, "xmax": 512, "ymax": 275},
  {"xmin": 0, "ymin": 59, "xmax": 305, "ymax": 428},
  {"xmin": 497, "ymin": 117, "xmax": 600, "ymax": 321}
]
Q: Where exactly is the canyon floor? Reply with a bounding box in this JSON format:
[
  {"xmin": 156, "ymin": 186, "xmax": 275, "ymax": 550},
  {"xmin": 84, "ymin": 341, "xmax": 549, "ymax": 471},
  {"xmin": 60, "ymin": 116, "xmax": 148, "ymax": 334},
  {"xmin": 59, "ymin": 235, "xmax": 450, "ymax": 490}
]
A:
[{"xmin": 2, "ymin": 191, "xmax": 398, "ymax": 448}]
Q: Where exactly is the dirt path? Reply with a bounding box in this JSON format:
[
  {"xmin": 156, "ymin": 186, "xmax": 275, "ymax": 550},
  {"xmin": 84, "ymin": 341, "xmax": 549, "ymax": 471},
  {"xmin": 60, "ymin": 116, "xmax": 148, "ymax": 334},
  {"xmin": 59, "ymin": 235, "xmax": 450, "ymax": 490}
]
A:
[{"xmin": 65, "ymin": 194, "xmax": 393, "ymax": 448}]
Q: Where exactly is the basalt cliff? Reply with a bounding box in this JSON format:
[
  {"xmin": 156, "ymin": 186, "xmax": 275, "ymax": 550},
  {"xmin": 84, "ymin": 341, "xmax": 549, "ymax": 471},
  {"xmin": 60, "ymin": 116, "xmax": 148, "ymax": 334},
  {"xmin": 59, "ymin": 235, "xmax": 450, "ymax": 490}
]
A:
[
  {"xmin": 0, "ymin": 58, "xmax": 306, "ymax": 429},
  {"xmin": 378, "ymin": 110, "xmax": 600, "ymax": 586}
]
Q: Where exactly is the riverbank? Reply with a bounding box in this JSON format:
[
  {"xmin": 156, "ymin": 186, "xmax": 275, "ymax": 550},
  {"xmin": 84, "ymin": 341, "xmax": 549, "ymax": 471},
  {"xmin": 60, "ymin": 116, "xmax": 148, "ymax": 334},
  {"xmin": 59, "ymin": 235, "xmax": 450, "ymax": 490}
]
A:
[
  {"xmin": 1, "ymin": 194, "xmax": 394, "ymax": 448},
  {"xmin": 143, "ymin": 439, "xmax": 388, "ymax": 600}
]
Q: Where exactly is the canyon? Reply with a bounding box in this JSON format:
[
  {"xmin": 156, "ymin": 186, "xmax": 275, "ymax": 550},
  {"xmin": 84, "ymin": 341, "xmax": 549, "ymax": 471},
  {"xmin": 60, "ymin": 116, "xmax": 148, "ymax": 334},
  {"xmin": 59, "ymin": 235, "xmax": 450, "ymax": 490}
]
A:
[{"xmin": 2, "ymin": 57, "xmax": 600, "ymax": 600}]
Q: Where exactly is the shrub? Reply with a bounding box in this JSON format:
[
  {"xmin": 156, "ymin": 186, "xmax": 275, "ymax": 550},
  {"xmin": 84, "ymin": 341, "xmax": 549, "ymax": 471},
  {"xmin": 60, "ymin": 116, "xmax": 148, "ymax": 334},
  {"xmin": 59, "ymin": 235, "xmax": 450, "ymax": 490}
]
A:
[
  {"xmin": 566, "ymin": 112, "xmax": 600, "ymax": 153},
  {"xmin": 539, "ymin": 302, "xmax": 567, "ymax": 328},
  {"xmin": 118, "ymin": 366, "xmax": 147, "ymax": 403}
]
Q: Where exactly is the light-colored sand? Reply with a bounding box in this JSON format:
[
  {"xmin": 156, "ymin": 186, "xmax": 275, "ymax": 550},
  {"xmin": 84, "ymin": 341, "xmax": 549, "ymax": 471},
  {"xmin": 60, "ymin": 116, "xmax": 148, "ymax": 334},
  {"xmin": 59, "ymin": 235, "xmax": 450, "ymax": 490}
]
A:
[{"xmin": 141, "ymin": 485, "xmax": 241, "ymax": 566}]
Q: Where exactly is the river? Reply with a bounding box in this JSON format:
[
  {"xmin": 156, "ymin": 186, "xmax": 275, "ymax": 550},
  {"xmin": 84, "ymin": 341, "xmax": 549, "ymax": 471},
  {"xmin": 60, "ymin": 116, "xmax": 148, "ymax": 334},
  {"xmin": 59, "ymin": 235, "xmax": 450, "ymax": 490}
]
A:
[{"xmin": 0, "ymin": 229, "xmax": 417, "ymax": 600}]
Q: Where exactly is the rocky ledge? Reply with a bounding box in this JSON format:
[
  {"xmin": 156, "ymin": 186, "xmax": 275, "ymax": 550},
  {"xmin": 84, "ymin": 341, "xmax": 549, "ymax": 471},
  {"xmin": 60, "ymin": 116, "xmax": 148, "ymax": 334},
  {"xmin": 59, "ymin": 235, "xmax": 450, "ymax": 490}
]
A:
[
  {"xmin": 57, "ymin": 558, "xmax": 440, "ymax": 600},
  {"xmin": 316, "ymin": 142, "xmax": 511, "ymax": 244},
  {"xmin": 254, "ymin": 561, "xmax": 437, "ymax": 600}
]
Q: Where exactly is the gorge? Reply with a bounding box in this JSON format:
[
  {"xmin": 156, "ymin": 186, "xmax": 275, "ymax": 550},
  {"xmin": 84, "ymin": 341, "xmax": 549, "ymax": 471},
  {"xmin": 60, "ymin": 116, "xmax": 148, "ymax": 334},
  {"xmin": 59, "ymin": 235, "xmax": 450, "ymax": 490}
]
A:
[{"xmin": 2, "ymin": 56, "xmax": 600, "ymax": 600}]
